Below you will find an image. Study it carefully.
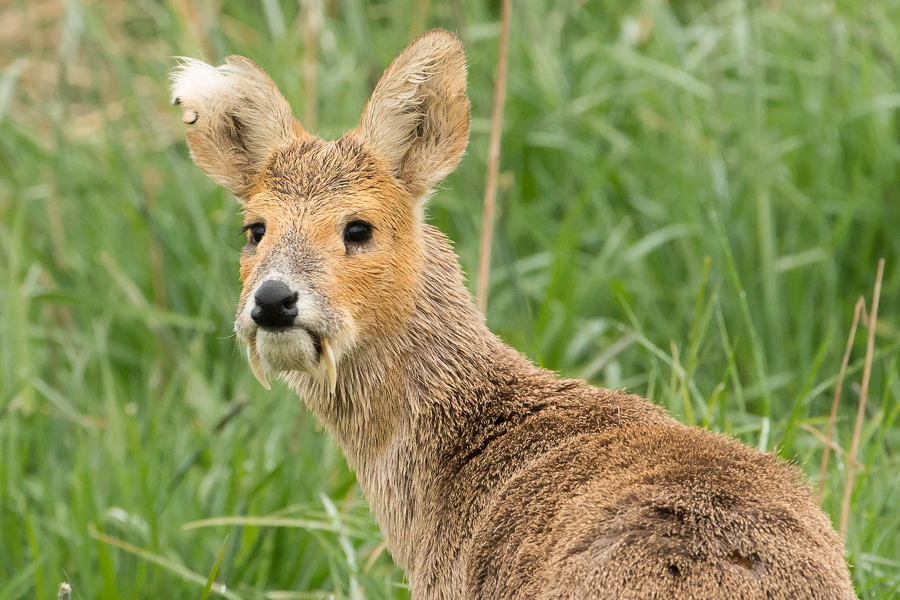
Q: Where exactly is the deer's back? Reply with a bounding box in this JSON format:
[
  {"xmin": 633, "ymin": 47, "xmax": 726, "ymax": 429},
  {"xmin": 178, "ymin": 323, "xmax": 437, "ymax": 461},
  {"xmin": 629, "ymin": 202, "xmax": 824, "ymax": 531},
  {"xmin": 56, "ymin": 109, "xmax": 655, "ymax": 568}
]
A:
[
  {"xmin": 461, "ymin": 419, "xmax": 854, "ymax": 600},
  {"xmin": 416, "ymin": 380, "xmax": 855, "ymax": 600}
]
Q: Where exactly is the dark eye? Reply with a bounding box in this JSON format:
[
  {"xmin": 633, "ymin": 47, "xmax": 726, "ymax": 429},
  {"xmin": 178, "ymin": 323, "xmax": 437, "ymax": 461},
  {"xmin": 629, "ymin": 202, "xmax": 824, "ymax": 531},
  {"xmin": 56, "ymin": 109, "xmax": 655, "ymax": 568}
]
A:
[
  {"xmin": 243, "ymin": 223, "xmax": 266, "ymax": 245},
  {"xmin": 343, "ymin": 220, "xmax": 373, "ymax": 246}
]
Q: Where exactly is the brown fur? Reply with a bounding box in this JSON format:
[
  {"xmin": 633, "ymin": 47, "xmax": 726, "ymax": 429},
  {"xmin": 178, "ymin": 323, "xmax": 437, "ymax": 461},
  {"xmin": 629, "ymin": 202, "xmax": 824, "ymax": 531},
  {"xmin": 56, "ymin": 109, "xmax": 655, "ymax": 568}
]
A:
[{"xmin": 173, "ymin": 29, "xmax": 857, "ymax": 600}]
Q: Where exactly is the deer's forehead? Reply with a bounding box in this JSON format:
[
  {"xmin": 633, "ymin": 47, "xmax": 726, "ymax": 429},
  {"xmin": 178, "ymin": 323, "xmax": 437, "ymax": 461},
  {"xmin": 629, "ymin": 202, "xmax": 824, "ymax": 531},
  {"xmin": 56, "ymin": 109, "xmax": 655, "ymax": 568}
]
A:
[
  {"xmin": 248, "ymin": 136, "xmax": 410, "ymax": 224},
  {"xmin": 260, "ymin": 137, "xmax": 383, "ymax": 200}
]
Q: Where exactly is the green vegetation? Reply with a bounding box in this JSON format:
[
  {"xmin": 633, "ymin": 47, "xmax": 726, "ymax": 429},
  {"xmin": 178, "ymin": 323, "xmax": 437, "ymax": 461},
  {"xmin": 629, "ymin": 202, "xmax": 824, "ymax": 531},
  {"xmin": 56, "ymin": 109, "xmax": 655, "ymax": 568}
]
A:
[{"xmin": 1, "ymin": 0, "xmax": 898, "ymax": 598}]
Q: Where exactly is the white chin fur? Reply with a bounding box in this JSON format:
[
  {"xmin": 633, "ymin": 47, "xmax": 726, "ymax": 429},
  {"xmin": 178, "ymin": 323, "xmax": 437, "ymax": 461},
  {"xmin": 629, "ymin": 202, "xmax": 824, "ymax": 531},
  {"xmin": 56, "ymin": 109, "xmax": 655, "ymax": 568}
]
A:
[{"xmin": 256, "ymin": 328, "xmax": 318, "ymax": 373}]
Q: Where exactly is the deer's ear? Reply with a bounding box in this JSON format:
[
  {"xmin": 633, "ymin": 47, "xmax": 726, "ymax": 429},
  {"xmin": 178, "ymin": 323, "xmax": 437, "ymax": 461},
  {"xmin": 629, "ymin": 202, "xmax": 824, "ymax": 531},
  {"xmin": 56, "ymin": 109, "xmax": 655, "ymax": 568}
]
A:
[
  {"xmin": 170, "ymin": 56, "xmax": 302, "ymax": 201},
  {"xmin": 360, "ymin": 29, "xmax": 470, "ymax": 198}
]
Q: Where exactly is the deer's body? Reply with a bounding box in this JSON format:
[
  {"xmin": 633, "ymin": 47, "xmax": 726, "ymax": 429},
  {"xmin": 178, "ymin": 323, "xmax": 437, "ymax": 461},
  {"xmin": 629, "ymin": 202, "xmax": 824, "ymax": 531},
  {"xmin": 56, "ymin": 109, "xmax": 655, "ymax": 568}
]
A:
[{"xmin": 172, "ymin": 29, "xmax": 857, "ymax": 600}]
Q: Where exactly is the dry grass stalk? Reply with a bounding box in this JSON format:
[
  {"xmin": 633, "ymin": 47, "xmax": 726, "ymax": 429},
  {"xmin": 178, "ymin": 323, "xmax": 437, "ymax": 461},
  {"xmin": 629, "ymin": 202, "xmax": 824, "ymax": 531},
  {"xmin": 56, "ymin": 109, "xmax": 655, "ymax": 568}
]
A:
[
  {"xmin": 801, "ymin": 423, "xmax": 860, "ymax": 468},
  {"xmin": 301, "ymin": 0, "xmax": 321, "ymax": 132},
  {"xmin": 840, "ymin": 258, "xmax": 885, "ymax": 535},
  {"xmin": 817, "ymin": 295, "xmax": 864, "ymax": 502},
  {"xmin": 171, "ymin": 0, "xmax": 214, "ymax": 61},
  {"xmin": 475, "ymin": 0, "xmax": 512, "ymax": 312},
  {"xmin": 408, "ymin": 0, "xmax": 432, "ymax": 39}
]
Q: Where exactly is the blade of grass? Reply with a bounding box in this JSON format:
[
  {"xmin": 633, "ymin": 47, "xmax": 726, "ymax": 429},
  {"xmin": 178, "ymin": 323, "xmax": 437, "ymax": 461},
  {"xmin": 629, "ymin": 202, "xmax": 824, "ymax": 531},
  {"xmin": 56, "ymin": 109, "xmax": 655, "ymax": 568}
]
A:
[
  {"xmin": 89, "ymin": 525, "xmax": 243, "ymax": 600},
  {"xmin": 182, "ymin": 516, "xmax": 368, "ymax": 538},
  {"xmin": 709, "ymin": 203, "xmax": 772, "ymax": 418},
  {"xmin": 320, "ymin": 493, "xmax": 362, "ymax": 600},
  {"xmin": 0, "ymin": 558, "xmax": 42, "ymax": 600},
  {"xmin": 200, "ymin": 535, "xmax": 229, "ymax": 600}
]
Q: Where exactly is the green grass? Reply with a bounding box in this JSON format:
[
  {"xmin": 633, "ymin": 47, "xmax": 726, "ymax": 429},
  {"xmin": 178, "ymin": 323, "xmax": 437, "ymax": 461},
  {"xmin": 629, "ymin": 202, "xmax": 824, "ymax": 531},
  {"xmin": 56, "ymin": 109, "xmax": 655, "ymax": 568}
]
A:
[{"xmin": 1, "ymin": 0, "xmax": 899, "ymax": 598}]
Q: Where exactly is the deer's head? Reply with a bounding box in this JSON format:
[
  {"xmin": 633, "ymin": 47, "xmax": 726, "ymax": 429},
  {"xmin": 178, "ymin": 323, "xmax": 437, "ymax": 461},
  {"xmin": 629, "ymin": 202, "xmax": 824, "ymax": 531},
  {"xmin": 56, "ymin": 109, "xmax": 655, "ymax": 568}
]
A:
[{"xmin": 171, "ymin": 30, "xmax": 470, "ymax": 392}]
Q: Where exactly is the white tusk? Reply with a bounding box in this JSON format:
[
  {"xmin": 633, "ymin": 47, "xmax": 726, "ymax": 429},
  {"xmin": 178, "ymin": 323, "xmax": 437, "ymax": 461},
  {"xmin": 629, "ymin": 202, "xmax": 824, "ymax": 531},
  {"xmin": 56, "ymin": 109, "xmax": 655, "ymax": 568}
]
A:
[
  {"xmin": 322, "ymin": 338, "xmax": 337, "ymax": 395},
  {"xmin": 247, "ymin": 338, "xmax": 271, "ymax": 390}
]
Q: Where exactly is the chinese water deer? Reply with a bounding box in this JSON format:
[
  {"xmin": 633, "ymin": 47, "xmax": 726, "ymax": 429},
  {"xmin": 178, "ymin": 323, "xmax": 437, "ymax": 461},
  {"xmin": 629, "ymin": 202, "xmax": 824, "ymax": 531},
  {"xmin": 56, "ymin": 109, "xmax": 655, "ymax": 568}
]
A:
[{"xmin": 171, "ymin": 28, "xmax": 856, "ymax": 600}]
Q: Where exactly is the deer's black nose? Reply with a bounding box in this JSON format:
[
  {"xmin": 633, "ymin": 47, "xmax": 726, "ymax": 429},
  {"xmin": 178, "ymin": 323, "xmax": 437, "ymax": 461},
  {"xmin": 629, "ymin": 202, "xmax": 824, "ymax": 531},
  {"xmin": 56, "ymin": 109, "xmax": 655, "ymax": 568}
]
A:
[{"xmin": 251, "ymin": 280, "xmax": 298, "ymax": 330}]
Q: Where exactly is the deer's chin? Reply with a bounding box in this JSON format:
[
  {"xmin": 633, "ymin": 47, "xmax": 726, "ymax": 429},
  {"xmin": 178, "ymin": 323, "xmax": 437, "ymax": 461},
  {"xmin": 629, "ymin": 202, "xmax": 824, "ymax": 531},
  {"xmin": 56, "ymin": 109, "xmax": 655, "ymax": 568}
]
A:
[{"xmin": 254, "ymin": 327, "xmax": 320, "ymax": 373}]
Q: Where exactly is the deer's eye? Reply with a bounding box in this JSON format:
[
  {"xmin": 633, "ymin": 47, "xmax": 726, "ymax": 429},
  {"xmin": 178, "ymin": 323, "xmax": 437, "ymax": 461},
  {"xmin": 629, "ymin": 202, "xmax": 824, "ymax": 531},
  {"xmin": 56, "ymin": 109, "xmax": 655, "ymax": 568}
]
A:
[
  {"xmin": 243, "ymin": 223, "xmax": 266, "ymax": 245},
  {"xmin": 343, "ymin": 220, "xmax": 373, "ymax": 246}
]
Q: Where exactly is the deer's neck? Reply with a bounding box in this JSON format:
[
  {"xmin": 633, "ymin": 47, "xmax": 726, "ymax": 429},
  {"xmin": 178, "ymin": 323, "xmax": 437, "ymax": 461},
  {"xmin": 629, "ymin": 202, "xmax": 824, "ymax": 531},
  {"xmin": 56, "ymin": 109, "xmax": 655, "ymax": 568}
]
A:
[{"xmin": 288, "ymin": 224, "xmax": 533, "ymax": 570}]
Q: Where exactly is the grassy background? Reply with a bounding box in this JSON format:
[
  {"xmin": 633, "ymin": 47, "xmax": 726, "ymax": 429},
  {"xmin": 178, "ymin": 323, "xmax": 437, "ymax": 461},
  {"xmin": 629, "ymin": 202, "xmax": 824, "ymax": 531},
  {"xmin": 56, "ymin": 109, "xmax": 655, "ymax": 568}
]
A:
[{"xmin": 1, "ymin": 0, "xmax": 899, "ymax": 598}]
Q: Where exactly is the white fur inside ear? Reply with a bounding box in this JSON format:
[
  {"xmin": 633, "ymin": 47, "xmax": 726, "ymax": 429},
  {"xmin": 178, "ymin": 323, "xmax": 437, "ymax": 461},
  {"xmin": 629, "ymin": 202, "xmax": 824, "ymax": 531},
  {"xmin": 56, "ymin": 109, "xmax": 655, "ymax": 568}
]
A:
[
  {"xmin": 170, "ymin": 58, "xmax": 228, "ymax": 106},
  {"xmin": 170, "ymin": 58, "xmax": 233, "ymax": 125}
]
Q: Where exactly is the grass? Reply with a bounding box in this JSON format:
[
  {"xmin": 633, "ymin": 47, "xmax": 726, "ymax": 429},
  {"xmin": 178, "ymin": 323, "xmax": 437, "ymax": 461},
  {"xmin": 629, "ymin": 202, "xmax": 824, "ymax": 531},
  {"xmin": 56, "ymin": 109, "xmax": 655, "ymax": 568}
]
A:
[{"xmin": 1, "ymin": 0, "xmax": 898, "ymax": 598}]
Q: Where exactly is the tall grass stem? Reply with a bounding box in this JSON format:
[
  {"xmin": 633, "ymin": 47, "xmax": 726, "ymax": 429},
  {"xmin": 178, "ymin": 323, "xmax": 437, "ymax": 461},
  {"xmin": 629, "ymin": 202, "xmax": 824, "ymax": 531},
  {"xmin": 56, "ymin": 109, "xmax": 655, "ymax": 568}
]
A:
[
  {"xmin": 301, "ymin": 0, "xmax": 321, "ymax": 132},
  {"xmin": 840, "ymin": 258, "xmax": 885, "ymax": 534},
  {"xmin": 476, "ymin": 0, "xmax": 511, "ymax": 312},
  {"xmin": 818, "ymin": 296, "xmax": 864, "ymax": 502}
]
